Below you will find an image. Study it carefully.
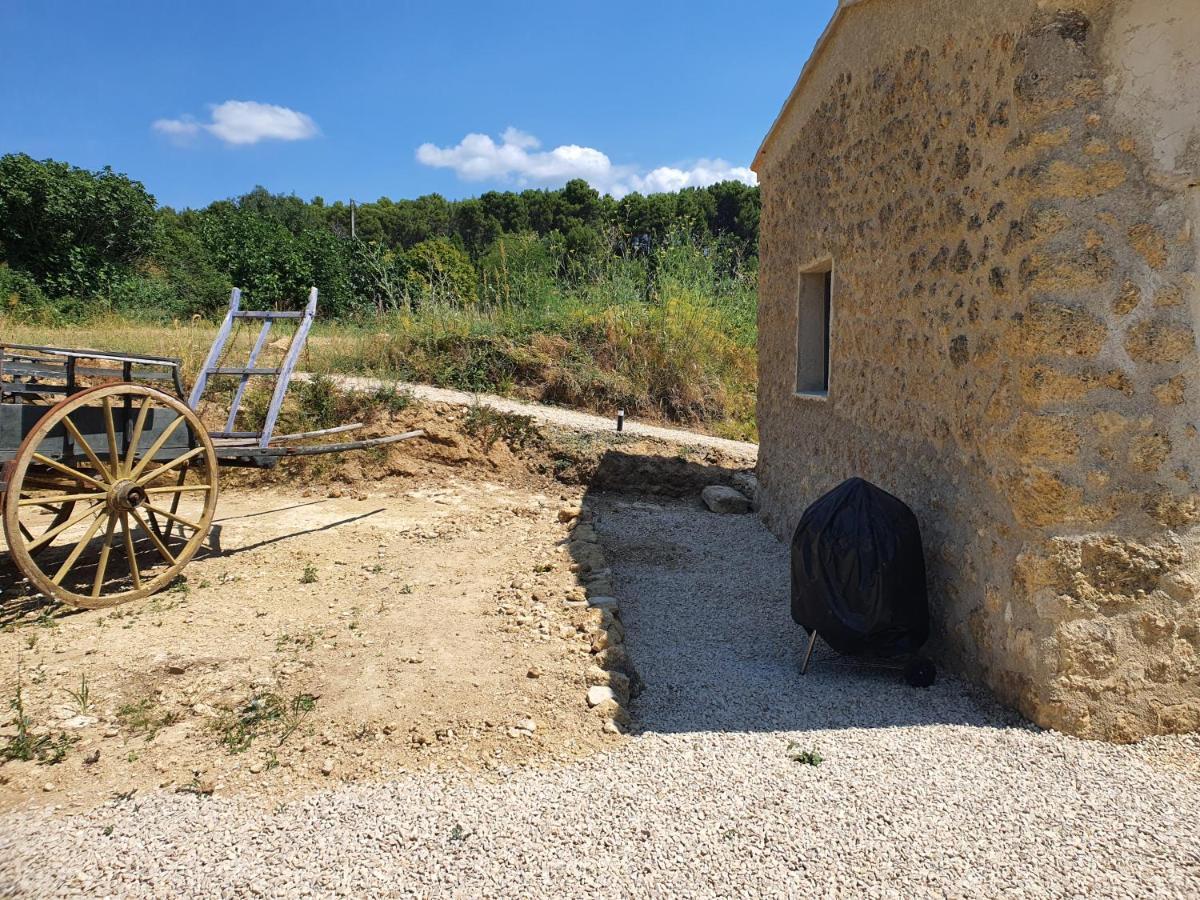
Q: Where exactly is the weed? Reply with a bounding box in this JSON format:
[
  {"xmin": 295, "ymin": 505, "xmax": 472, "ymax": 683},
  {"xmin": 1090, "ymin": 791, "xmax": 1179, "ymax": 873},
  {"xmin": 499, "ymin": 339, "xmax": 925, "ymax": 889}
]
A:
[
  {"xmin": 216, "ymin": 691, "xmax": 317, "ymax": 754},
  {"xmin": 463, "ymin": 403, "xmax": 540, "ymax": 450},
  {"xmin": 275, "ymin": 630, "xmax": 317, "ymax": 652},
  {"xmin": 116, "ymin": 697, "xmax": 178, "ymax": 739},
  {"xmin": 66, "ymin": 673, "xmax": 91, "ymax": 714},
  {"xmin": 3, "ymin": 669, "xmax": 76, "ymax": 765},
  {"xmin": 23, "ymin": 633, "xmax": 37, "ymax": 651},
  {"xmin": 368, "ymin": 383, "xmax": 413, "ymax": 415},
  {"xmin": 787, "ymin": 742, "xmax": 823, "ymax": 766},
  {"xmin": 300, "ymin": 563, "xmax": 318, "ymax": 585}
]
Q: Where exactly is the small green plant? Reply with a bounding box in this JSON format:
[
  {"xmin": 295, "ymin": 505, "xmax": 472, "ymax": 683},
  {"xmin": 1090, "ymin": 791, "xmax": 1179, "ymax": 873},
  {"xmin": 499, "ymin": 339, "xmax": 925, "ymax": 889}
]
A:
[
  {"xmin": 3, "ymin": 670, "xmax": 75, "ymax": 765},
  {"xmin": 117, "ymin": 697, "xmax": 178, "ymax": 739},
  {"xmin": 463, "ymin": 403, "xmax": 540, "ymax": 450},
  {"xmin": 368, "ymin": 383, "xmax": 413, "ymax": 415},
  {"xmin": 399, "ymin": 583, "xmax": 414, "ymax": 595},
  {"xmin": 300, "ymin": 563, "xmax": 318, "ymax": 584},
  {"xmin": 787, "ymin": 742, "xmax": 823, "ymax": 766},
  {"xmin": 294, "ymin": 374, "xmax": 341, "ymax": 430},
  {"xmin": 66, "ymin": 673, "xmax": 91, "ymax": 714},
  {"xmin": 216, "ymin": 691, "xmax": 317, "ymax": 754}
]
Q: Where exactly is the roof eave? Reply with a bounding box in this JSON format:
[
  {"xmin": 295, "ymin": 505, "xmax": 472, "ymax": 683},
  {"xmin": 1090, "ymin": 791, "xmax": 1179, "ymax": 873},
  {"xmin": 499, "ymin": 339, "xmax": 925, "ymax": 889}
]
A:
[{"xmin": 751, "ymin": 0, "xmax": 878, "ymax": 174}]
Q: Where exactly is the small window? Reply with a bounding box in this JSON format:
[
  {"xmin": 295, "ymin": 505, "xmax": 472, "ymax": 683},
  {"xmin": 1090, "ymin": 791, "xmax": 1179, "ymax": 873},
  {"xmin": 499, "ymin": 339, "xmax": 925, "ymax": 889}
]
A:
[{"xmin": 795, "ymin": 266, "xmax": 832, "ymax": 396}]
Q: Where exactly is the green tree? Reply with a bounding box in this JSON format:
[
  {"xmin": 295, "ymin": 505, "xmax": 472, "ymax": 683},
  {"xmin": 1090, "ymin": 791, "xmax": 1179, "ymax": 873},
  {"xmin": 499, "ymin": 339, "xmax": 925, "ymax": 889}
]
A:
[
  {"xmin": 403, "ymin": 238, "xmax": 477, "ymax": 306},
  {"xmin": 0, "ymin": 153, "xmax": 158, "ymax": 298}
]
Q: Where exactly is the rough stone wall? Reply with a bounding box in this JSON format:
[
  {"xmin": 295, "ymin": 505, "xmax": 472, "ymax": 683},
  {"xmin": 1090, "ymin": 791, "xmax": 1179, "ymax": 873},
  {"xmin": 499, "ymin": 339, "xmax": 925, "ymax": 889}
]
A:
[{"xmin": 756, "ymin": 0, "xmax": 1200, "ymax": 741}]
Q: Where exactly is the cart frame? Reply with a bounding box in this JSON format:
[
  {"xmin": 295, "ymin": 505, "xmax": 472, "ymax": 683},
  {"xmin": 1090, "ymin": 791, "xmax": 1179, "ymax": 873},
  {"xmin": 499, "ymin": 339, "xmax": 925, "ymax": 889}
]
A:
[{"xmin": 1, "ymin": 287, "xmax": 422, "ymax": 607}]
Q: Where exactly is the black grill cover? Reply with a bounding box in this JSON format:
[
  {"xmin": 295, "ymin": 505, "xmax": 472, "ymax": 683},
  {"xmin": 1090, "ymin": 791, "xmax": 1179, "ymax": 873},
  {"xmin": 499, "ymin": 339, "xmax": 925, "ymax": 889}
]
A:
[{"xmin": 790, "ymin": 478, "xmax": 929, "ymax": 657}]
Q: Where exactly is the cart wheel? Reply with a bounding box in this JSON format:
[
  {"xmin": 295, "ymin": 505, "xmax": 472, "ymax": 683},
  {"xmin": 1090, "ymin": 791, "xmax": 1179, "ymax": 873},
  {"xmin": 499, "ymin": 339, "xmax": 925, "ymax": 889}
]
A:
[
  {"xmin": 19, "ymin": 501, "xmax": 76, "ymax": 556},
  {"xmin": 3, "ymin": 384, "xmax": 219, "ymax": 608},
  {"xmin": 904, "ymin": 657, "xmax": 937, "ymax": 688}
]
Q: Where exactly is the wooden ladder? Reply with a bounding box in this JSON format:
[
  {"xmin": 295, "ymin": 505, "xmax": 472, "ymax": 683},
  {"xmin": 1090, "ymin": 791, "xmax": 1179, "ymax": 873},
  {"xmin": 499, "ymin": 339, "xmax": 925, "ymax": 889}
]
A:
[{"xmin": 188, "ymin": 287, "xmax": 319, "ymax": 449}]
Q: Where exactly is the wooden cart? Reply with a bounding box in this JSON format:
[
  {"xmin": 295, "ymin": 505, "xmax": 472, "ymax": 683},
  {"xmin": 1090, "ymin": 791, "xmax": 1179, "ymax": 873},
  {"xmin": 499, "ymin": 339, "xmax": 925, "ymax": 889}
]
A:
[{"xmin": 1, "ymin": 288, "xmax": 421, "ymax": 609}]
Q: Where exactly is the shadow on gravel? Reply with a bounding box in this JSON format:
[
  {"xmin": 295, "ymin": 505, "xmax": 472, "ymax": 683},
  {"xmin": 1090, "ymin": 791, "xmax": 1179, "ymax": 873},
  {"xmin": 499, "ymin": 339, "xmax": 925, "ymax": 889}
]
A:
[{"xmin": 569, "ymin": 450, "xmax": 1026, "ymax": 736}]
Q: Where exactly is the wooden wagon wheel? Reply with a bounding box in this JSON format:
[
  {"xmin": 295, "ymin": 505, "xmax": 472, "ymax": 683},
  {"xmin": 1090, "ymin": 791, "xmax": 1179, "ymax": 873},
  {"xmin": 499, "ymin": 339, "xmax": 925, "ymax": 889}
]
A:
[
  {"xmin": 3, "ymin": 384, "xmax": 219, "ymax": 608},
  {"xmin": 17, "ymin": 499, "xmax": 76, "ymax": 555}
]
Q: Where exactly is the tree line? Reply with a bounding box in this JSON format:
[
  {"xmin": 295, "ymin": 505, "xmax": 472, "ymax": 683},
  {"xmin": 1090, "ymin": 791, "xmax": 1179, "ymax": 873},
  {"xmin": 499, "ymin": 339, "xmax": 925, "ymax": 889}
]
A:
[{"xmin": 0, "ymin": 152, "xmax": 759, "ymax": 321}]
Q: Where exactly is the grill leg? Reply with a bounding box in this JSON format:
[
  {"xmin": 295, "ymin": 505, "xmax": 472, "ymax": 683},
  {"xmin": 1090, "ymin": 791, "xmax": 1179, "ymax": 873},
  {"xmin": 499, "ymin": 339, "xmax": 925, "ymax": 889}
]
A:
[{"xmin": 801, "ymin": 629, "xmax": 819, "ymax": 675}]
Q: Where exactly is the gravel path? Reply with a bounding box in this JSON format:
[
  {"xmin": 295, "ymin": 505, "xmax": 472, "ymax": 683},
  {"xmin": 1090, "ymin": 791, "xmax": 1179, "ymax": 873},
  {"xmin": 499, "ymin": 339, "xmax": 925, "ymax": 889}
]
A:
[
  {"xmin": 3, "ymin": 495, "xmax": 1198, "ymax": 897},
  {"xmin": 315, "ymin": 373, "xmax": 759, "ymax": 461}
]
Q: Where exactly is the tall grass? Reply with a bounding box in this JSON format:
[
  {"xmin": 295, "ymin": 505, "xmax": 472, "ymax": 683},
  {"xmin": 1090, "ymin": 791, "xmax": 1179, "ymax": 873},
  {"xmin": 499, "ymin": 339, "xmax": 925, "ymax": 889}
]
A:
[{"xmin": 1, "ymin": 244, "xmax": 758, "ymax": 440}]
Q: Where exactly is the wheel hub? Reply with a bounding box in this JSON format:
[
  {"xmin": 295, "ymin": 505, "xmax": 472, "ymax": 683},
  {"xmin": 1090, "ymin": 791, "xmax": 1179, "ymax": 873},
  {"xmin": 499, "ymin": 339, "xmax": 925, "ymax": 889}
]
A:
[{"xmin": 109, "ymin": 479, "xmax": 147, "ymax": 513}]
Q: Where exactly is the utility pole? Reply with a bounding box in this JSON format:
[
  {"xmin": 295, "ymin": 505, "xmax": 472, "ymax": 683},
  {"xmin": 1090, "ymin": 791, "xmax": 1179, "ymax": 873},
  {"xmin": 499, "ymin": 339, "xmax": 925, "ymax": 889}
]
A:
[{"xmin": 350, "ymin": 198, "xmax": 356, "ymax": 239}]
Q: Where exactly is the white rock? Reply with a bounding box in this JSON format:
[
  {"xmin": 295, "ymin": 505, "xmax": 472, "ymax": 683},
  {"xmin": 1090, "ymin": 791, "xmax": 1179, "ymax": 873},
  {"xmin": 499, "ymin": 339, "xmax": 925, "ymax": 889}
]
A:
[
  {"xmin": 701, "ymin": 485, "xmax": 752, "ymax": 514},
  {"xmin": 586, "ymin": 686, "xmax": 616, "ymax": 707},
  {"xmin": 59, "ymin": 715, "xmax": 98, "ymax": 730},
  {"xmin": 588, "ymin": 596, "xmax": 619, "ymax": 611},
  {"xmin": 320, "ymin": 758, "xmax": 334, "ymax": 776}
]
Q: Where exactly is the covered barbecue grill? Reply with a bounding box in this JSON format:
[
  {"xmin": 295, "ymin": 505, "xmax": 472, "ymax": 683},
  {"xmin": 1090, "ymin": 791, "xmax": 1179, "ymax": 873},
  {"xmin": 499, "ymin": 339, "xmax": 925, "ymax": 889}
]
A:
[{"xmin": 790, "ymin": 477, "xmax": 936, "ymax": 686}]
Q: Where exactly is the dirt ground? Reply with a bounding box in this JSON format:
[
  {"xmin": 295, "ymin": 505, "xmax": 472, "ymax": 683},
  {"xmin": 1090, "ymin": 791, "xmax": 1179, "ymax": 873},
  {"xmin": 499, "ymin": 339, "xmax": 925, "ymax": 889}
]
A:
[{"xmin": 0, "ymin": 398, "xmax": 750, "ymax": 813}]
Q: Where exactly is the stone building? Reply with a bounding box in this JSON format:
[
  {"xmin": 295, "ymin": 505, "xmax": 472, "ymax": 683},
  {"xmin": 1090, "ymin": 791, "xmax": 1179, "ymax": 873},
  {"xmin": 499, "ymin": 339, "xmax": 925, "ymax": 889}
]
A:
[{"xmin": 752, "ymin": 0, "xmax": 1199, "ymax": 740}]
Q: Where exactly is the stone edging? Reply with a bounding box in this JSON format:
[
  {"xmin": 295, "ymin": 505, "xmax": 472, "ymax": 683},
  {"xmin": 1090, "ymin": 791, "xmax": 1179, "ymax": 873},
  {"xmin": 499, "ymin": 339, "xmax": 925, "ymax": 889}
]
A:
[{"xmin": 558, "ymin": 503, "xmax": 641, "ymax": 733}]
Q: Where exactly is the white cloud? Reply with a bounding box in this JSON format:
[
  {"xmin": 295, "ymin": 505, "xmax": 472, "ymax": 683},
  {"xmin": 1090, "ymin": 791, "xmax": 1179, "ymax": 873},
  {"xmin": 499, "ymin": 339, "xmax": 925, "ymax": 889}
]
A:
[
  {"xmin": 151, "ymin": 115, "xmax": 200, "ymax": 141},
  {"xmin": 416, "ymin": 128, "xmax": 755, "ymax": 197},
  {"xmin": 152, "ymin": 101, "xmax": 319, "ymax": 147}
]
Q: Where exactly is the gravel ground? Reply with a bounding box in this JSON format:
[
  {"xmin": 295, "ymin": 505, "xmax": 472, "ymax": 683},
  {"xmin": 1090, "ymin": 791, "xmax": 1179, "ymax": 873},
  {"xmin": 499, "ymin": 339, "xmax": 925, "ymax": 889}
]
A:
[
  {"xmin": 316, "ymin": 373, "xmax": 759, "ymax": 461},
  {"xmin": 2, "ymin": 494, "xmax": 1198, "ymax": 897}
]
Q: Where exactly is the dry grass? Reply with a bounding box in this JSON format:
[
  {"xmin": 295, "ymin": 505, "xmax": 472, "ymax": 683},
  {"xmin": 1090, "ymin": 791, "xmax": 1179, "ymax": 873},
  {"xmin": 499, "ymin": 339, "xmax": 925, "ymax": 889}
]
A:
[{"xmin": 1, "ymin": 294, "xmax": 758, "ymax": 440}]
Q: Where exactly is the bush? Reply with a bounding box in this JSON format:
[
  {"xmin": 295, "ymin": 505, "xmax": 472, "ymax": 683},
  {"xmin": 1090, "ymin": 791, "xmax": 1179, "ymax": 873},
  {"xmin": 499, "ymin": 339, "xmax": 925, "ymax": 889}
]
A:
[
  {"xmin": 403, "ymin": 238, "xmax": 477, "ymax": 307},
  {"xmin": 0, "ymin": 264, "xmax": 56, "ymax": 322}
]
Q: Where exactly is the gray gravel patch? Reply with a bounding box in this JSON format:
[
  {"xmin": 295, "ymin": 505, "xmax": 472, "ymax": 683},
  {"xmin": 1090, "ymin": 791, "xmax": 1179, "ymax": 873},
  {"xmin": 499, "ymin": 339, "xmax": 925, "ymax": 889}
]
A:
[{"xmin": 2, "ymin": 493, "xmax": 1197, "ymax": 898}]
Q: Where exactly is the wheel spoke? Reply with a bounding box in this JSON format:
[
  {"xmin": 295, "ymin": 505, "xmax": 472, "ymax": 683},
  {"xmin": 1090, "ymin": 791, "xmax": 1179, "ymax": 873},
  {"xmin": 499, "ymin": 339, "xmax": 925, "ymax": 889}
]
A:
[
  {"xmin": 103, "ymin": 397, "xmax": 121, "ymax": 477},
  {"xmin": 130, "ymin": 508, "xmax": 177, "ymax": 566},
  {"xmin": 30, "ymin": 453, "xmax": 107, "ymax": 490},
  {"xmin": 128, "ymin": 415, "xmax": 185, "ymax": 480},
  {"xmin": 51, "ymin": 509, "xmax": 107, "ymax": 586},
  {"xmin": 120, "ymin": 512, "xmax": 142, "ymax": 589},
  {"xmin": 19, "ymin": 522, "xmax": 35, "ymax": 543},
  {"xmin": 142, "ymin": 501, "xmax": 202, "ymax": 532},
  {"xmin": 18, "ymin": 491, "xmax": 106, "ymax": 507},
  {"xmin": 25, "ymin": 501, "xmax": 106, "ymax": 552},
  {"xmin": 91, "ymin": 515, "xmax": 118, "ymax": 598},
  {"xmin": 60, "ymin": 415, "xmax": 113, "ymax": 483},
  {"xmin": 136, "ymin": 446, "xmax": 205, "ymax": 487},
  {"xmin": 124, "ymin": 396, "xmax": 153, "ymax": 472},
  {"xmin": 144, "ymin": 484, "xmax": 213, "ymax": 495}
]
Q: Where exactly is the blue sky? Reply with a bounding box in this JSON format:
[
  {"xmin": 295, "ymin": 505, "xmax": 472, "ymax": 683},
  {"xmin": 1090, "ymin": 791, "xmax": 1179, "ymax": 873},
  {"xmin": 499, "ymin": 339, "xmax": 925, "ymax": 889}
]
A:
[{"xmin": 1, "ymin": 1, "xmax": 835, "ymax": 209}]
